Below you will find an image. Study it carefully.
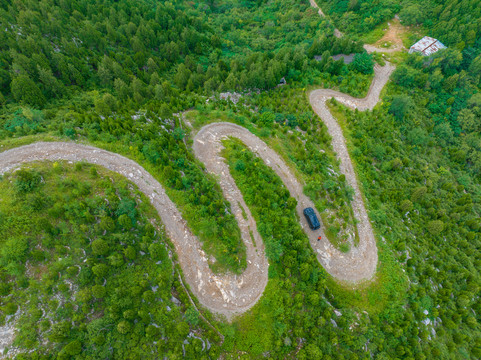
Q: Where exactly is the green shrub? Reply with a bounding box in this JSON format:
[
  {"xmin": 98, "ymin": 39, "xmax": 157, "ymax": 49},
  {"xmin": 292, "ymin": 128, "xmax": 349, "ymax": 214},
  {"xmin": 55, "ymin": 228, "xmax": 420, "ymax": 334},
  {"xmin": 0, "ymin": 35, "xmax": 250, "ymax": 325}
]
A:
[
  {"xmin": 92, "ymin": 285, "xmax": 106, "ymax": 299},
  {"xmin": 14, "ymin": 170, "xmax": 42, "ymax": 193},
  {"xmin": 350, "ymin": 53, "xmax": 374, "ymax": 75},
  {"xmin": 427, "ymin": 220, "xmax": 444, "ymax": 236},
  {"xmin": 91, "ymin": 239, "xmax": 109, "ymax": 256},
  {"xmin": 399, "ymin": 199, "xmax": 413, "ymax": 213}
]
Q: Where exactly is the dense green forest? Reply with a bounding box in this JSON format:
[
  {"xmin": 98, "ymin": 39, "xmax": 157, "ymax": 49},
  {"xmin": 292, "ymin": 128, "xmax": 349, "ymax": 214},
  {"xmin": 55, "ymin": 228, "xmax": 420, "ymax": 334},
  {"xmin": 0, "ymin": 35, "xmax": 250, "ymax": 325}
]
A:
[
  {"xmin": 317, "ymin": 0, "xmax": 481, "ymax": 48},
  {"xmin": 1, "ymin": 0, "xmax": 481, "ymax": 358}
]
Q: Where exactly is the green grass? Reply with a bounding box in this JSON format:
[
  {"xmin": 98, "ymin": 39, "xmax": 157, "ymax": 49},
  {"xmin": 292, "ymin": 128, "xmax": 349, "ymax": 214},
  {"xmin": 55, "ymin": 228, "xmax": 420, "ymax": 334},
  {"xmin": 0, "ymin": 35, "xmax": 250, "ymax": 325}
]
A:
[
  {"xmin": 0, "ymin": 133, "xmax": 65, "ymax": 150},
  {"xmin": 249, "ymin": 230, "xmax": 256, "ymax": 248},
  {"xmin": 359, "ymin": 21, "xmax": 390, "ymax": 44},
  {"xmin": 238, "ymin": 201, "xmax": 248, "ymax": 220},
  {"xmin": 219, "ymin": 137, "xmax": 410, "ymax": 357},
  {"xmin": 326, "ymin": 232, "xmax": 408, "ymax": 315}
]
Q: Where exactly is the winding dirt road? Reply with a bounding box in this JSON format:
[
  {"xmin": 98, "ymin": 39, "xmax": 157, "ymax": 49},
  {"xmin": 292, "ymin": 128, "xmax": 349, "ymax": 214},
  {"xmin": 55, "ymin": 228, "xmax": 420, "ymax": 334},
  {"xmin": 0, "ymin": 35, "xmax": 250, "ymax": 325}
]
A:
[
  {"xmin": 0, "ymin": 6, "xmax": 398, "ymax": 358},
  {"xmin": 0, "ymin": 63, "xmax": 394, "ymax": 322},
  {"xmin": 193, "ymin": 63, "xmax": 395, "ymax": 288},
  {"xmin": 0, "ymin": 143, "xmax": 267, "ymax": 319}
]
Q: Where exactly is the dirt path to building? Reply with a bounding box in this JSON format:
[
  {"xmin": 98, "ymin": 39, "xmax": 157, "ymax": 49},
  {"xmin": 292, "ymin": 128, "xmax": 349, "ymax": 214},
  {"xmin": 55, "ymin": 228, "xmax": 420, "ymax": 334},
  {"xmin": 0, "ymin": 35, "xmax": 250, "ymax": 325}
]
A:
[
  {"xmin": 0, "ymin": 143, "xmax": 266, "ymax": 321},
  {"xmin": 363, "ymin": 18, "xmax": 407, "ymax": 53}
]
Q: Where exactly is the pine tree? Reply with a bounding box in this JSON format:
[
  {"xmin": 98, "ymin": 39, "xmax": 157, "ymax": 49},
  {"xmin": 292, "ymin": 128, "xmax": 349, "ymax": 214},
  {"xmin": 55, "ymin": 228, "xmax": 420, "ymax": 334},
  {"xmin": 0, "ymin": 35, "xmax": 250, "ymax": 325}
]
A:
[{"xmin": 11, "ymin": 75, "xmax": 46, "ymax": 107}]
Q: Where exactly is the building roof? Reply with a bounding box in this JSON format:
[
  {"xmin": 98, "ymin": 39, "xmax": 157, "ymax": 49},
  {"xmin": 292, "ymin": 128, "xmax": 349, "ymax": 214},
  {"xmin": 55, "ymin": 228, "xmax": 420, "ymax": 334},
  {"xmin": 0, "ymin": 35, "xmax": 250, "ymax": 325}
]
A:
[
  {"xmin": 409, "ymin": 36, "xmax": 446, "ymax": 56},
  {"xmin": 314, "ymin": 53, "xmax": 356, "ymax": 64},
  {"xmin": 332, "ymin": 53, "xmax": 355, "ymax": 64}
]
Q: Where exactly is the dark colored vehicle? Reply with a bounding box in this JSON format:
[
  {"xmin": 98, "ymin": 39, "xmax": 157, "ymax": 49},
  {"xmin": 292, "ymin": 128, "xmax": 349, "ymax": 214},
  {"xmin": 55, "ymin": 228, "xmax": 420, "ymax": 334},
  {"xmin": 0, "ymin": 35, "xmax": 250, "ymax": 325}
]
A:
[{"xmin": 303, "ymin": 207, "xmax": 320, "ymax": 230}]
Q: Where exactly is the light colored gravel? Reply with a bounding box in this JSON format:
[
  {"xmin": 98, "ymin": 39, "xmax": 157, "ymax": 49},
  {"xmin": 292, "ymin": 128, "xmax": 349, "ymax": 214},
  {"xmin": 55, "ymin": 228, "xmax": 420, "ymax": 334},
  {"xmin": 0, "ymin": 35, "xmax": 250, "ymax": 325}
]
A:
[
  {"xmin": 0, "ymin": 309, "xmax": 20, "ymax": 359},
  {"xmin": 0, "ymin": 319, "xmax": 16, "ymax": 357}
]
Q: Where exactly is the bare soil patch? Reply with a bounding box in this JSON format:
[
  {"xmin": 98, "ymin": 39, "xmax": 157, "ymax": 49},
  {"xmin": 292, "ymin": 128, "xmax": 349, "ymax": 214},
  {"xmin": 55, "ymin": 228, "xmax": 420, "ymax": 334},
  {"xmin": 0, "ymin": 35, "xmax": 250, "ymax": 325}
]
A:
[{"xmin": 364, "ymin": 18, "xmax": 407, "ymax": 53}]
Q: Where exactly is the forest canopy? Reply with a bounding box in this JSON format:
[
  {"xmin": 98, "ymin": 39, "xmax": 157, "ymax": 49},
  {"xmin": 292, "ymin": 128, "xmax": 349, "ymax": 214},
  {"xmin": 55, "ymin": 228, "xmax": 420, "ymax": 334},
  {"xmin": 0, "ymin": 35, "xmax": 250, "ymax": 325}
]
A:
[{"xmin": 1, "ymin": 0, "xmax": 481, "ymax": 358}]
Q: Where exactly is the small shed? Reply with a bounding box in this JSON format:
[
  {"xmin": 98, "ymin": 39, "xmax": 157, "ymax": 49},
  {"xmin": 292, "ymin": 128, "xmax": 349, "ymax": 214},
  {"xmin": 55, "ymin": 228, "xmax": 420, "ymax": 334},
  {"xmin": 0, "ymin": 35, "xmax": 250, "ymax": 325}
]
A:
[
  {"xmin": 409, "ymin": 36, "xmax": 446, "ymax": 56},
  {"xmin": 332, "ymin": 53, "xmax": 355, "ymax": 64},
  {"xmin": 314, "ymin": 53, "xmax": 356, "ymax": 64}
]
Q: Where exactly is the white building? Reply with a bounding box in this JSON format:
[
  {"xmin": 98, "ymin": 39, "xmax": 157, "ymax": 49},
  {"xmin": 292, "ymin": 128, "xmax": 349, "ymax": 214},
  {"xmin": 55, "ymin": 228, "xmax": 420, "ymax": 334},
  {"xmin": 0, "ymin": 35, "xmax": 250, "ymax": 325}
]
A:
[{"xmin": 409, "ymin": 36, "xmax": 446, "ymax": 56}]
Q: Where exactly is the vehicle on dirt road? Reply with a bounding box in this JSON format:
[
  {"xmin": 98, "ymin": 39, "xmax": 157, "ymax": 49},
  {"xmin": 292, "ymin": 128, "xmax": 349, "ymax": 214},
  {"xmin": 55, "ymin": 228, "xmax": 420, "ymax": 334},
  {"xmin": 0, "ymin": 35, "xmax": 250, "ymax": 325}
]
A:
[{"xmin": 303, "ymin": 207, "xmax": 320, "ymax": 230}]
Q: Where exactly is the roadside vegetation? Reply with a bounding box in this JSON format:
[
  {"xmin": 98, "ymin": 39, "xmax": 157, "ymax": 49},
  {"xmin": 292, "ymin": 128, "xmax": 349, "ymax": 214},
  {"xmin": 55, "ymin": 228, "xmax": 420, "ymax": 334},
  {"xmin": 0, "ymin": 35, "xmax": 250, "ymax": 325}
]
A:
[
  {"xmin": 327, "ymin": 41, "xmax": 481, "ymax": 357},
  {"xmin": 221, "ymin": 138, "xmax": 407, "ymax": 358}
]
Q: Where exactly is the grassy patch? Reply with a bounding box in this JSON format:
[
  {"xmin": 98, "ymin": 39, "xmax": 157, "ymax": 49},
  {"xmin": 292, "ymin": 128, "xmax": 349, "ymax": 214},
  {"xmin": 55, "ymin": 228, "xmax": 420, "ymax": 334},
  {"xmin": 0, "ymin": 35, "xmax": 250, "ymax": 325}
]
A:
[
  {"xmin": 238, "ymin": 201, "xmax": 248, "ymax": 220},
  {"xmin": 326, "ymin": 234, "xmax": 408, "ymax": 315},
  {"xmin": 0, "ymin": 133, "xmax": 65, "ymax": 150},
  {"xmin": 360, "ymin": 22, "xmax": 390, "ymax": 44}
]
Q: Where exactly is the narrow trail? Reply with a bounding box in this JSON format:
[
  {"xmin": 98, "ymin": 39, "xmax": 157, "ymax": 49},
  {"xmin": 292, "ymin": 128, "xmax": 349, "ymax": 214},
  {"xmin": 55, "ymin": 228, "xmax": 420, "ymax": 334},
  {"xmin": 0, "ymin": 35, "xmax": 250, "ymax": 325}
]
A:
[
  {"xmin": 308, "ymin": 0, "xmax": 406, "ymax": 54},
  {"xmin": 309, "ymin": 0, "xmax": 343, "ymax": 38}
]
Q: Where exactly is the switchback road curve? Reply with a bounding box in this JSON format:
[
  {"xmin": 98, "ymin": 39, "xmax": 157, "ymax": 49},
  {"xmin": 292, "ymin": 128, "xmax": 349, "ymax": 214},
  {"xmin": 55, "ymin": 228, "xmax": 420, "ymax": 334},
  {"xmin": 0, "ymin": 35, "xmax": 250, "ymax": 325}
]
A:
[{"xmin": 0, "ymin": 63, "xmax": 392, "ymax": 319}]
